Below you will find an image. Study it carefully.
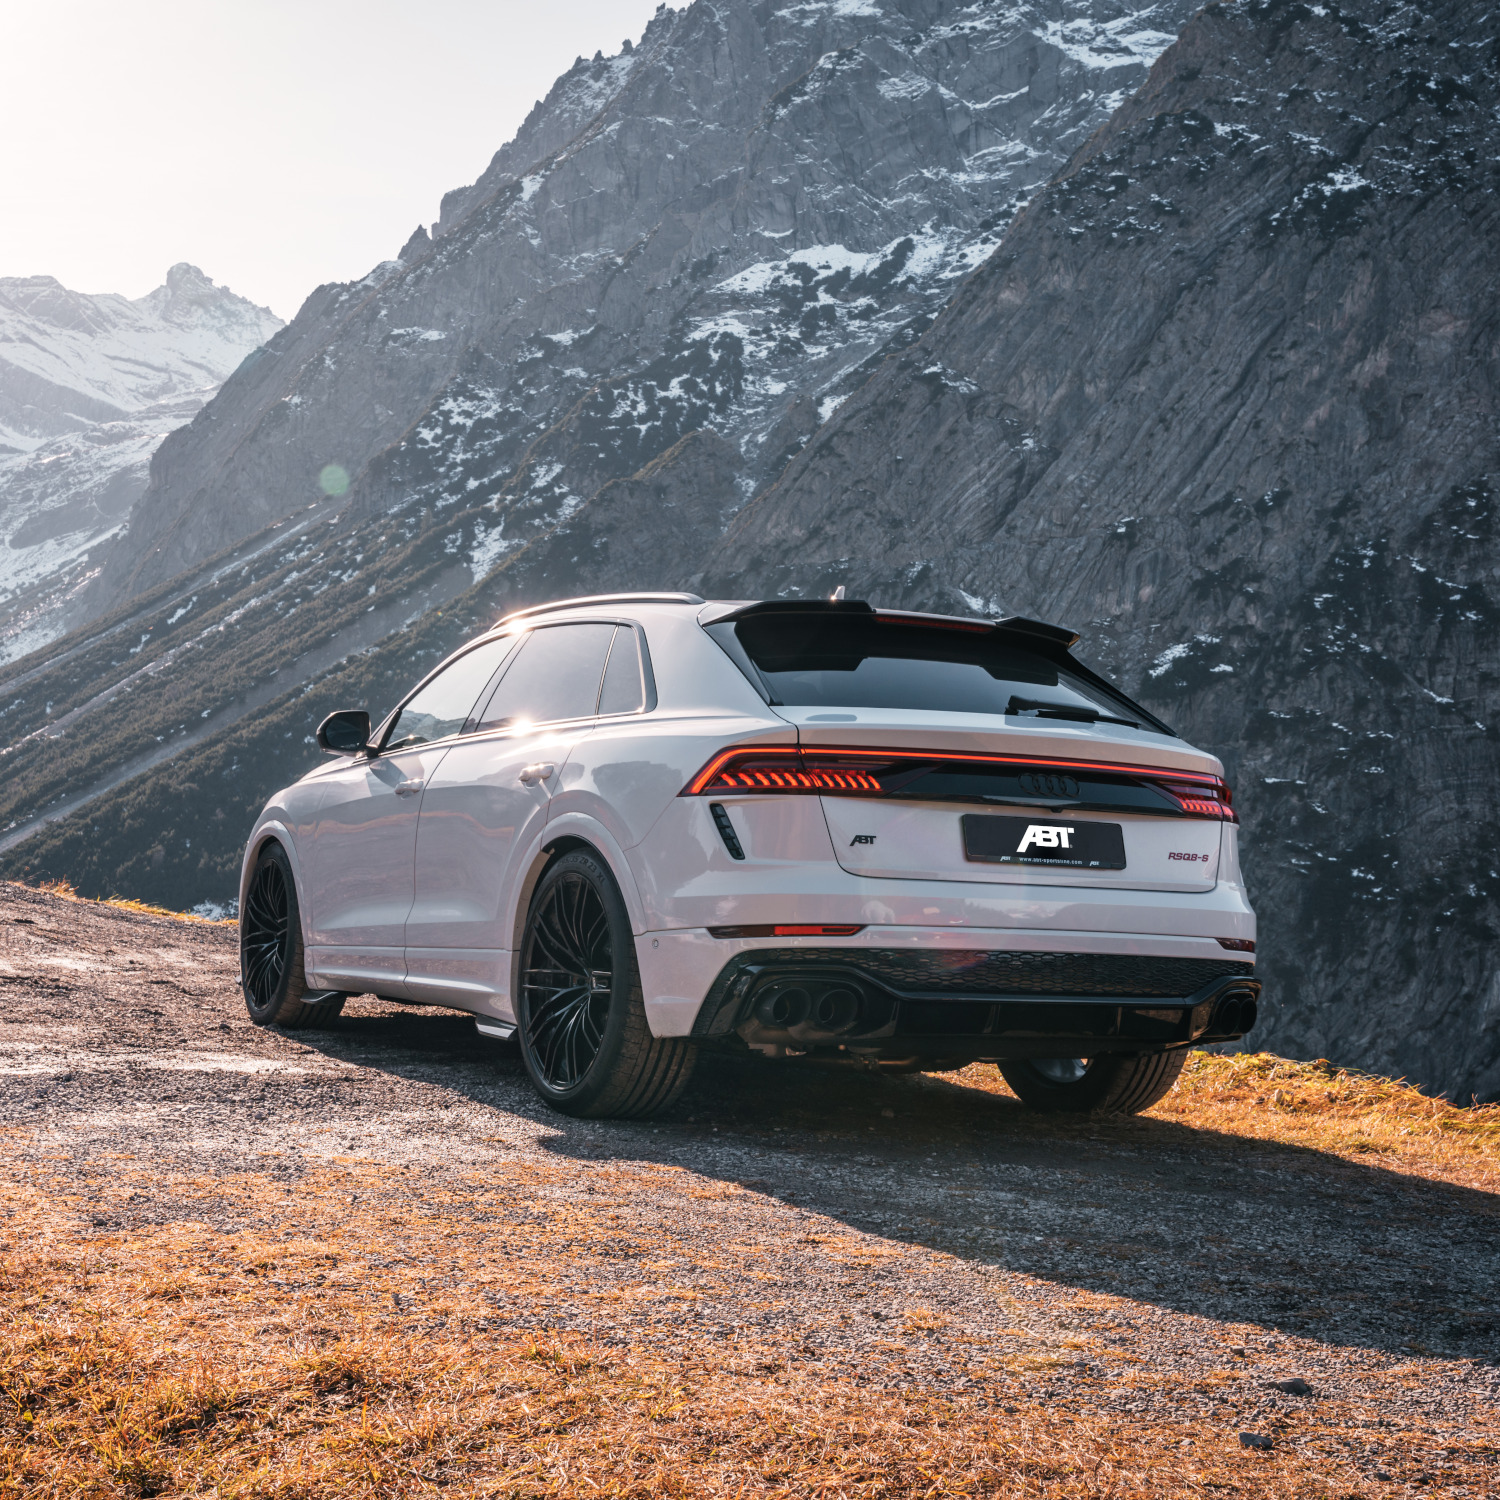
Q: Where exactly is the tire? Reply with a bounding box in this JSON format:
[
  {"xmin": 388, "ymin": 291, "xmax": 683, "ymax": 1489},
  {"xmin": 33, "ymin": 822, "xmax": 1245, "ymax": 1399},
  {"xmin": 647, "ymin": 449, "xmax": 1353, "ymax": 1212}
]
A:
[
  {"xmin": 998, "ymin": 1050, "xmax": 1186, "ymax": 1115},
  {"xmin": 241, "ymin": 842, "xmax": 345, "ymax": 1030},
  {"xmin": 516, "ymin": 848, "xmax": 695, "ymax": 1118}
]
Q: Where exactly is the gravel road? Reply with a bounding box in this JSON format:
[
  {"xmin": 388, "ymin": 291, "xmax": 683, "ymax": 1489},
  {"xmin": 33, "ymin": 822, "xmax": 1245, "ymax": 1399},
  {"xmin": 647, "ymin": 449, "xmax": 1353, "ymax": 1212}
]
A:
[{"xmin": 2, "ymin": 883, "xmax": 1495, "ymax": 1493}]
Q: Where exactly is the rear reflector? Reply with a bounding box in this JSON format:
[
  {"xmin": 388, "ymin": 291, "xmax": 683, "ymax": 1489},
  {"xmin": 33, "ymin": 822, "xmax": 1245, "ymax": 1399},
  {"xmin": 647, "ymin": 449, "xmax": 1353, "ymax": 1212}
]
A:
[
  {"xmin": 708, "ymin": 924, "xmax": 865, "ymax": 939},
  {"xmin": 683, "ymin": 745, "xmax": 1236, "ymax": 821},
  {"xmin": 1216, "ymin": 937, "xmax": 1256, "ymax": 952}
]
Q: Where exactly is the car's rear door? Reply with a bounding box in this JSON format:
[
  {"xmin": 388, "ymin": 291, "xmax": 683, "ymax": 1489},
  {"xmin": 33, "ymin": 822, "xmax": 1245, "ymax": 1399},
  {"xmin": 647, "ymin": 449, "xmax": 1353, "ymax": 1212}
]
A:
[
  {"xmin": 403, "ymin": 621, "xmax": 618, "ymax": 1007},
  {"xmin": 706, "ymin": 607, "xmax": 1226, "ymax": 896},
  {"xmin": 793, "ymin": 710, "xmax": 1223, "ymax": 893}
]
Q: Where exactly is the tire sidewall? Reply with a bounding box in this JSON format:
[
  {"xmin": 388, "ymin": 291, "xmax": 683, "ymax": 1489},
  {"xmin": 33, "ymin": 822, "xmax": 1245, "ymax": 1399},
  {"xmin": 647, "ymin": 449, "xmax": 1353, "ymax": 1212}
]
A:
[{"xmin": 516, "ymin": 849, "xmax": 637, "ymax": 1112}]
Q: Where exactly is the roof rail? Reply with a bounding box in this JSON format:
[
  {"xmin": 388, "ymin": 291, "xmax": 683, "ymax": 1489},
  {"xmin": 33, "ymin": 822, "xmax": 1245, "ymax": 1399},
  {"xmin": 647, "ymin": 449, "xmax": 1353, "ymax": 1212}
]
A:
[{"xmin": 493, "ymin": 591, "xmax": 706, "ymax": 628}]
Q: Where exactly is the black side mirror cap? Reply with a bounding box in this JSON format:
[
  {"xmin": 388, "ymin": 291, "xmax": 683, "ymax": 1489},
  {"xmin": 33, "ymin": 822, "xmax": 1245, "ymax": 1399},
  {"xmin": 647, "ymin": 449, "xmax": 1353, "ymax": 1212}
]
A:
[{"xmin": 316, "ymin": 709, "xmax": 371, "ymax": 755}]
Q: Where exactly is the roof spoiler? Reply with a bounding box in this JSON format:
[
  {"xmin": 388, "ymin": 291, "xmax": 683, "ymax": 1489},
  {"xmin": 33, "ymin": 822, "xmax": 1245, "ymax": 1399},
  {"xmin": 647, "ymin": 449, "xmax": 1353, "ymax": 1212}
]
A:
[{"xmin": 701, "ymin": 598, "xmax": 1080, "ymax": 649}]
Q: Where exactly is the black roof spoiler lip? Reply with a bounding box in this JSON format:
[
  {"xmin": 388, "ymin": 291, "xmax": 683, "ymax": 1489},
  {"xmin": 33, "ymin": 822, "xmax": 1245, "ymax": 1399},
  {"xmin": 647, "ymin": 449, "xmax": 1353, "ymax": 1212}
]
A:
[{"xmin": 698, "ymin": 598, "xmax": 1081, "ymax": 649}]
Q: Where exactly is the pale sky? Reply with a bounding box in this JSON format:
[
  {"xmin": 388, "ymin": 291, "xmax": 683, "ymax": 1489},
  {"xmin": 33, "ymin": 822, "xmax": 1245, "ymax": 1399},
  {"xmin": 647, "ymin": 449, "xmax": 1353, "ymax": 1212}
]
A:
[{"xmin": 1, "ymin": 1, "xmax": 674, "ymax": 320}]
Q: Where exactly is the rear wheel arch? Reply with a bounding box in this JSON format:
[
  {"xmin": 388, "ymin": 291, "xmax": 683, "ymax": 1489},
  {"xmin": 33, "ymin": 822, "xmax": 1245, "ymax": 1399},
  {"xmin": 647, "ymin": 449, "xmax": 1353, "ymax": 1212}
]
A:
[{"xmin": 511, "ymin": 817, "xmax": 650, "ymax": 946}]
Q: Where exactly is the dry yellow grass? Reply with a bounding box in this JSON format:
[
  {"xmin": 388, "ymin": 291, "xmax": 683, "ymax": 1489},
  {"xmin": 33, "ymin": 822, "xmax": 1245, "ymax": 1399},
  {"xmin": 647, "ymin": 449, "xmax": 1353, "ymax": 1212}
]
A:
[
  {"xmin": 1164, "ymin": 1051, "xmax": 1500, "ymax": 1192},
  {"xmin": 3, "ymin": 1090, "xmax": 1496, "ymax": 1500},
  {"xmin": 951, "ymin": 1050, "xmax": 1500, "ymax": 1193},
  {"xmin": 29, "ymin": 879, "xmax": 234, "ymax": 927}
]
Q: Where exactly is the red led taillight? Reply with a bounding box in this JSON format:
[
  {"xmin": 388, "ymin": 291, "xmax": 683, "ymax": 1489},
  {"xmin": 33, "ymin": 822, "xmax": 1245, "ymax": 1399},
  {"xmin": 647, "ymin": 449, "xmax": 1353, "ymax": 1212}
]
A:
[
  {"xmin": 711, "ymin": 763, "xmax": 883, "ymax": 793},
  {"xmin": 684, "ymin": 747, "xmax": 889, "ymax": 796},
  {"xmin": 1154, "ymin": 779, "xmax": 1238, "ymax": 823},
  {"xmin": 683, "ymin": 745, "xmax": 1236, "ymax": 819}
]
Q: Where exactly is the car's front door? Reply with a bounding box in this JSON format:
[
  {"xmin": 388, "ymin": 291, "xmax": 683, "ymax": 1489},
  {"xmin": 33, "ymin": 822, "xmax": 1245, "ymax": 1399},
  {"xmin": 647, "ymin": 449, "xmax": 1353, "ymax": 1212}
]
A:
[
  {"xmin": 304, "ymin": 633, "xmax": 519, "ymax": 995},
  {"xmin": 404, "ymin": 621, "xmax": 620, "ymax": 1011}
]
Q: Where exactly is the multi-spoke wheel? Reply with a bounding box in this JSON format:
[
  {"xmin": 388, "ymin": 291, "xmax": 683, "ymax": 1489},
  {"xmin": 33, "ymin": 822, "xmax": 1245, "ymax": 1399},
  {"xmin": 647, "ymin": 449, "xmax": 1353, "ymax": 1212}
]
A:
[
  {"xmin": 516, "ymin": 849, "xmax": 694, "ymax": 1118},
  {"xmin": 241, "ymin": 842, "xmax": 344, "ymax": 1029},
  {"xmin": 998, "ymin": 1051, "xmax": 1186, "ymax": 1115}
]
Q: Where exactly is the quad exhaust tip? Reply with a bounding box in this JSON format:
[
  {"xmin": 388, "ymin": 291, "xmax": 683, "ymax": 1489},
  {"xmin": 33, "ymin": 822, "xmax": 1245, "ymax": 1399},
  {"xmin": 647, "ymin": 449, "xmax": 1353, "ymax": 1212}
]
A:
[{"xmin": 753, "ymin": 979, "xmax": 866, "ymax": 1036}]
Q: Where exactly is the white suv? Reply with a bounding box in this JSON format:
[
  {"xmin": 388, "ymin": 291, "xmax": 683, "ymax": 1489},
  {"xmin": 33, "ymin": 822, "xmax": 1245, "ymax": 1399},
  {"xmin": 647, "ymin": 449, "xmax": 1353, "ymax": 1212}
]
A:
[{"xmin": 240, "ymin": 593, "xmax": 1258, "ymax": 1118}]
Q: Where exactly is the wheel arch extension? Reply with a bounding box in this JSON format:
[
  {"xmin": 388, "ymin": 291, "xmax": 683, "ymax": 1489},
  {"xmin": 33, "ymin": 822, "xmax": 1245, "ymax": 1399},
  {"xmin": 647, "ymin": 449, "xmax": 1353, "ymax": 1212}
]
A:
[{"xmin": 509, "ymin": 816, "xmax": 649, "ymax": 954}]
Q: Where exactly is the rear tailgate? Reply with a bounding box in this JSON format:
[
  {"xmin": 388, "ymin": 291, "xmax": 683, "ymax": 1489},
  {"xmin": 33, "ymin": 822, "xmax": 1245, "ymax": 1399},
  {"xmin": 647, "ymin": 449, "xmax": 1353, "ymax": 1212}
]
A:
[{"xmin": 792, "ymin": 709, "xmax": 1225, "ymax": 894}]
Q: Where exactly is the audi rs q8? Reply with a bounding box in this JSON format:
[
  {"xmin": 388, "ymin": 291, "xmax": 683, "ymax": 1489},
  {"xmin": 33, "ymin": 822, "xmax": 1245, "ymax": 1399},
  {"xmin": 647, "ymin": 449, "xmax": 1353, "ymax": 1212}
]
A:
[{"xmin": 239, "ymin": 593, "xmax": 1258, "ymax": 1118}]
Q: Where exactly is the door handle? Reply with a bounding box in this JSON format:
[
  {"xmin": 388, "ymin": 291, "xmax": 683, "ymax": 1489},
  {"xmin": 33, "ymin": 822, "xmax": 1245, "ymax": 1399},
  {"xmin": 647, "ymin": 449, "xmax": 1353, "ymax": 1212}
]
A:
[
  {"xmin": 518, "ymin": 762, "xmax": 556, "ymax": 786},
  {"xmin": 394, "ymin": 779, "xmax": 425, "ymax": 797}
]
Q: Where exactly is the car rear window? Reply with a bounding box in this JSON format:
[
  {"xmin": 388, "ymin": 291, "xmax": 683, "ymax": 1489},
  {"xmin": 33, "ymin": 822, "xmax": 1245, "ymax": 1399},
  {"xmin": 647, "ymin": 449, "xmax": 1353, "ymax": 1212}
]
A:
[{"xmin": 708, "ymin": 613, "xmax": 1158, "ymax": 729}]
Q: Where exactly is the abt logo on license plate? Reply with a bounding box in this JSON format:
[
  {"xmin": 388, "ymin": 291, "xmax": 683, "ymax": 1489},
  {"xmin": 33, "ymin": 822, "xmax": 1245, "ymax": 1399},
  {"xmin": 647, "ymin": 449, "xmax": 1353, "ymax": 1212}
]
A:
[{"xmin": 961, "ymin": 814, "xmax": 1127, "ymax": 869}]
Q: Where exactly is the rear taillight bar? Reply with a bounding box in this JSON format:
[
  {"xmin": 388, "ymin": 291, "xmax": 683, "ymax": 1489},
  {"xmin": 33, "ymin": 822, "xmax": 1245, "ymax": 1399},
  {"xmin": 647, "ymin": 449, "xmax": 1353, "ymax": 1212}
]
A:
[{"xmin": 682, "ymin": 745, "xmax": 1236, "ymax": 821}]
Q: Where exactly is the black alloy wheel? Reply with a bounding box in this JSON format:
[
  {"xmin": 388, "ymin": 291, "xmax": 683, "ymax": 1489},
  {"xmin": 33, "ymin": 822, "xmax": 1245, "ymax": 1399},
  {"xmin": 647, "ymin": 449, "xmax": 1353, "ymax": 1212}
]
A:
[
  {"xmin": 240, "ymin": 842, "xmax": 345, "ymax": 1029},
  {"xmin": 516, "ymin": 849, "xmax": 695, "ymax": 1118},
  {"xmin": 521, "ymin": 868, "xmax": 613, "ymax": 1090},
  {"xmin": 242, "ymin": 853, "xmax": 292, "ymax": 1012}
]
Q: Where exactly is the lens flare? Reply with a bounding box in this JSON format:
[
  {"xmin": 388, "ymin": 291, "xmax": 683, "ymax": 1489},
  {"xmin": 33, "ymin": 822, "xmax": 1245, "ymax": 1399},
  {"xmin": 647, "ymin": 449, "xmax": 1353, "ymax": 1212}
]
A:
[{"xmin": 318, "ymin": 463, "xmax": 351, "ymax": 497}]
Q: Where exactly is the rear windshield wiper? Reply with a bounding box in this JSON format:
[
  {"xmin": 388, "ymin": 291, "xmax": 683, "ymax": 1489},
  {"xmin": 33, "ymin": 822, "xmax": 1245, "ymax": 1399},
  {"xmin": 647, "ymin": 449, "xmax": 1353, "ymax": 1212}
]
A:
[{"xmin": 1006, "ymin": 696, "xmax": 1139, "ymax": 729}]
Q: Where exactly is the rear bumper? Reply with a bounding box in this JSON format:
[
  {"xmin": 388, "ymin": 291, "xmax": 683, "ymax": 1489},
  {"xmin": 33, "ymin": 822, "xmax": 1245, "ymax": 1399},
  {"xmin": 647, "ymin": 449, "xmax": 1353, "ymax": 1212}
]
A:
[
  {"xmin": 677, "ymin": 945, "xmax": 1258, "ymax": 1063},
  {"xmin": 636, "ymin": 923, "xmax": 1256, "ymax": 1036}
]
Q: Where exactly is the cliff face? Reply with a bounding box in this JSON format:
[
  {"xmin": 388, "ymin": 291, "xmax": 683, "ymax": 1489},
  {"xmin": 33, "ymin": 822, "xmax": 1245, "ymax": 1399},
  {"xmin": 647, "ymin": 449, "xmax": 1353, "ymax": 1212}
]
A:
[
  {"xmin": 88, "ymin": 0, "xmax": 1199, "ymax": 611},
  {"xmin": 694, "ymin": 0, "xmax": 1500, "ymax": 1100}
]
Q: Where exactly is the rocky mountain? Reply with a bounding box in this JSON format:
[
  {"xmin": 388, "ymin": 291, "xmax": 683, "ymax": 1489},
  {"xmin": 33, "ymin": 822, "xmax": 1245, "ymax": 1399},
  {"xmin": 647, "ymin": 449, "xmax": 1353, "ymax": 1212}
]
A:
[
  {"xmin": 0, "ymin": 265, "xmax": 282, "ymax": 659},
  {"xmin": 0, "ymin": 0, "xmax": 1199, "ymax": 879},
  {"xmin": 2, "ymin": 0, "xmax": 1495, "ymax": 1100},
  {"xmin": 84, "ymin": 0, "xmax": 1199, "ymax": 613}
]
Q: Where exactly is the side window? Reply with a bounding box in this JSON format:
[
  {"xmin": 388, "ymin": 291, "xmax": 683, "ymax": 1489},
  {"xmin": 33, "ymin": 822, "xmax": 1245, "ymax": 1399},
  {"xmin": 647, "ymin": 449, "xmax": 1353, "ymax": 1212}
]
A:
[
  {"xmin": 384, "ymin": 635, "xmax": 517, "ymax": 750},
  {"xmin": 472, "ymin": 622, "xmax": 616, "ymax": 731},
  {"xmin": 598, "ymin": 625, "xmax": 647, "ymax": 716}
]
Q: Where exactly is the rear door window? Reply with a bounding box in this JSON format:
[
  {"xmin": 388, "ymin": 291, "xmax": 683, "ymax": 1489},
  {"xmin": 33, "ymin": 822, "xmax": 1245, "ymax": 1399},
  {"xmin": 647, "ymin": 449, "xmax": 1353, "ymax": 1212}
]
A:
[{"xmin": 471, "ymin": 622, "xmax": 616, "ymax": 731}]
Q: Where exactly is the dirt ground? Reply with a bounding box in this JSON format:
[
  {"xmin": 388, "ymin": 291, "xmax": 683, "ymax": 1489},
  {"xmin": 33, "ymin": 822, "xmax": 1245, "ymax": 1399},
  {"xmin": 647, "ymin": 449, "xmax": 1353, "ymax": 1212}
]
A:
[{"xmin": 1, "ymin": 881, "xmax": 1496, "ymax": 1497}]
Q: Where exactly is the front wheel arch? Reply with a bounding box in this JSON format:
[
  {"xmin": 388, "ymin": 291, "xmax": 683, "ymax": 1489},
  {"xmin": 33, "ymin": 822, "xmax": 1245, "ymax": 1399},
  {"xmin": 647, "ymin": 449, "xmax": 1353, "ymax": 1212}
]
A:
[{"xmin": 240, "ymin": 838, "xmax": 343, "ymax": 1031}]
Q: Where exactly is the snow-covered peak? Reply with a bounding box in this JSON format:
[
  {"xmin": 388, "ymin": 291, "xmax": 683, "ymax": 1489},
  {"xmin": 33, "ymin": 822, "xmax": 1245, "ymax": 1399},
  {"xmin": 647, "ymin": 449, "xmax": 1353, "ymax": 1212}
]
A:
[{"xmin": 0, "ymin": 266, "xmax": 282, "ymax": 451}]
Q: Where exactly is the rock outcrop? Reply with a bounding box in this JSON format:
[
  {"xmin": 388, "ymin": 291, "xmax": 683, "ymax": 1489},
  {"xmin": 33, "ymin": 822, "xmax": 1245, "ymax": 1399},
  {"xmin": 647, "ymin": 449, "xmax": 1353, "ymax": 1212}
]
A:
[{"xmin": 86, "ymin": 0, "xmax": 1200, "ymax": 610}]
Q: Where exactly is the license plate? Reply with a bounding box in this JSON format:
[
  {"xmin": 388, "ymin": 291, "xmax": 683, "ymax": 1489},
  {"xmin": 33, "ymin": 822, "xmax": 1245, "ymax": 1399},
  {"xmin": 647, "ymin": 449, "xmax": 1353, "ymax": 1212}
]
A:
[{"xmin": 961, "ymin": 814, "xmax": 1126, "ymax": 869}]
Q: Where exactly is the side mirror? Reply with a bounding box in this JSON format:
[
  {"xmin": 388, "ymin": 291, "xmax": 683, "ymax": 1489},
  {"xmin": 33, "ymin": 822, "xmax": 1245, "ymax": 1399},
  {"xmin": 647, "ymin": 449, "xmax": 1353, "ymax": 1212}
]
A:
[{"xmin": 316, "ymin": 709, "xmax": 372, "ymax": 756}]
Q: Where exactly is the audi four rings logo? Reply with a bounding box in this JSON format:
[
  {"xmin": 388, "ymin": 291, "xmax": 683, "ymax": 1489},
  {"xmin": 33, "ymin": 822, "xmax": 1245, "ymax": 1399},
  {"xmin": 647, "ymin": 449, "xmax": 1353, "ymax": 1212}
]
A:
[
  {"xmin": 1017, "ymin": 824, "xmax": 1073, "ymax": 851},
  {"xmin": 1019, "ymin": 772, "xmax": 1080, "ymax": 799}
]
